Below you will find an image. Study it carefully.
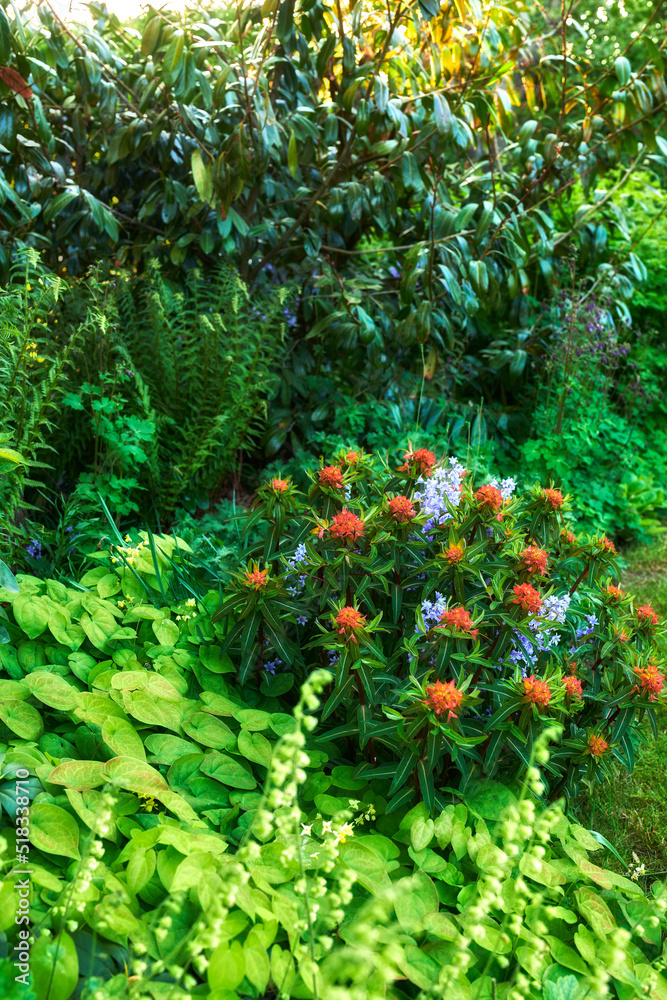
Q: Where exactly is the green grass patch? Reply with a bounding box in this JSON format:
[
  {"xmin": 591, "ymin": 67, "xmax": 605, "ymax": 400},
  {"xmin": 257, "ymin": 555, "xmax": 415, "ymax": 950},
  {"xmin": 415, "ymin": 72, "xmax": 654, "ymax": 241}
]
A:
[
  {"xmin": 572, "ymin": 537, "xmax": 667, "ymax": 882},
  {"xmin": 621, "ymin": 535, "xmax": 667, "ymax": 615}
]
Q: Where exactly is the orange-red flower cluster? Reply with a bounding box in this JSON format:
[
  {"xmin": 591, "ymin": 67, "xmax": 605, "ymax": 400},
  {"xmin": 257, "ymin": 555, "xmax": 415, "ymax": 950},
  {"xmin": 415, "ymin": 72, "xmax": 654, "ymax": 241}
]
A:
[
  {"xmin": 560, "ymin": 528, "xmax": 576, "ymax": 545},
  {"xmin": 443, "ymin": 542, "xmax": 465, "ymax": 565},
  {"xmin": 523, "ymin": 675, "xmax": 551, "ymax": 708},
  {"xmin": 424, "ymin": 680, "xmax": 464, "ymax": 721},
  {"xmin": 340, "ymin": 450, "xmax": 360, "ymax": 467},
  {"xmin": 243, "ymin": 568, "xmax": 268, "ymax": 589},
  {"xmin": 634, "ymin": 663, "xmax": 665, "ymax": 700},
  {"xmin": 588, "ymin": 734, "xmax": 609, "ymax": 758},
  {"xmin": 329, "ymin": 508, "xmax": 365, "ymax": 542},
  {"xmin": 636, "ymin": 604, "xmax": 659, "ymax": 628},
  {"xmin": 271, "ymin": 478, "xmax": 289, "ymax": 493},
  {"xmin": 603, "ymin": 584, "xmax": 623, "ymax": 603},
  {"xmin": 438, "ymin": 605, "xmax": 479, "ymax": 638},
  {"xmin": 319, "ymin": 465, "xmax": 344, "ymax": 490},
  {"xmin": 541, "ymin": 487, "xmax": 564, "ymax": 510},
  {"xmin": 562, "ymin": 675, "xmax": 583, "ymax": 700},
  {"xmin": 388, "ymin": 495, "xmax": 416, "ymax": 522},
  {"xmin": 475, "ymin": 484, "xmax": 503, "ymax": 512},
  {"xmin": 399, "ymin": 448, "xmax": 437, "ymax": 476},
  {"xmin": 512, "ymin": 583, "xmax": 542, "ymax": 614},
  {"xmin": 520, "ymin": 546, "xmax": 548, "ymax": 576},
  {"xmin": 335, "ymin": 606, "xmax": 366, "ymax": 635},
  {"xmin": 597, "ymin": 536, "xmax": 617, "ymax": 555}
]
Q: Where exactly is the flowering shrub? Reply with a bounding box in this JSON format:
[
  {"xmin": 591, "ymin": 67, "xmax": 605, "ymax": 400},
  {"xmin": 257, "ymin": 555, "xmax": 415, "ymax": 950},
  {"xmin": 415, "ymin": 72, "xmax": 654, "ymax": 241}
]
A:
[{"xmin": 213, "ymin": 448, "xmax": 666, "ymax": 811}]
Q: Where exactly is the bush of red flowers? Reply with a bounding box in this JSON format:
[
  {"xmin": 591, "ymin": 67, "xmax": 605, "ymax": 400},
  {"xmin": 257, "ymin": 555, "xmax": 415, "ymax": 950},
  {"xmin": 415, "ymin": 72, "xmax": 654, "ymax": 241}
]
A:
[{"xmin": 213, "ymin": 447, "xmax": 665, "ymax": 811}]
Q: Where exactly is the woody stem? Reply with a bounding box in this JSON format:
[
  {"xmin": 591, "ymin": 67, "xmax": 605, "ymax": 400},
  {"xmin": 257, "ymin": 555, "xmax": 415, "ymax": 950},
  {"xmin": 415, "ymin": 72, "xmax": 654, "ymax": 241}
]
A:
[{"xmin": 569, "ymin": 564, "xmax": 589, "ymax": 597}]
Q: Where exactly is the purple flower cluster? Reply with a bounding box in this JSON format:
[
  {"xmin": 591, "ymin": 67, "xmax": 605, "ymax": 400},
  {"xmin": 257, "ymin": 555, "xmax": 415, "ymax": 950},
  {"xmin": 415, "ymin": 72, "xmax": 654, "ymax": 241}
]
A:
[
  {"xmin": 413, "ymin": 457, "xmax": 466, "ymax": 534},
  {"xmin": 507, "ymin": 592, "xmax": 571, "ymax": 673},
  {"xmin": 575, "ymin": 612, "xmax": 598, "ymax": 640},
  {"xmin": 285, "ymin": 542, "xmax": 308, "ymax": 595},
  {"xmin": 415, "ymin": 592, "xmax": 448, "ymax": 634},
  {"xmin": 26, "ymin": 539, "xmax": 42, "ymax": 559},
  {"xmin": 489, "ymin": 477, "xmax": 517, "ymax": 500}
]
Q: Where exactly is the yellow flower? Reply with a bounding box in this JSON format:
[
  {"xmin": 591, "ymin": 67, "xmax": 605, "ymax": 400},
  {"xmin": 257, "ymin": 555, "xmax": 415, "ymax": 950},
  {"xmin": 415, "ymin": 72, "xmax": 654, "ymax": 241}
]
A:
[
  {"xmin": 111, "ymin": 196, "xmax": 119, "ymax": 205},
  {"xmin": 335, "ymin": 822, "xmax": 355, "ymax": 844}
]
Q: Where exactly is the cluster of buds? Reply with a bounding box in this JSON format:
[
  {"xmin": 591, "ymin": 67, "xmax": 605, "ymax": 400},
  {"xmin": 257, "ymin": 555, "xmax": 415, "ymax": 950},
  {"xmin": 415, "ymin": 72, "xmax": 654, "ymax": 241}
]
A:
[
  {"xmin": 398, "ymin": 447, "xmax": 437, "ymax": 477},
  {"xmin": 633, "ymin": 661, "xmax": 665, "ymax": 699},
  {"xmin": 587, "ymin": 733, "xmax": 609, "ymax": 758},
  {"xmin": 520, "ymin": 545, "xmax": 548, "ymax": 576},
  {"xmin": 110, "ymin": 535, "xmax": 149, "ymax": 566},
  {"xmin": 242, "ymin": 565, "xmax": 269, "ymax": 590},
  {"xmin": 523, "ymin": 675, "xmax": 551, "ymax": 708},
  {"xmin": 423, "ymin": 679, "xmax": 464, "ymax": 722},
  {"xmin": 512, "ymin": 583, "xmax": 543, "ymax": 614},
  {"xmin": 334, "ymin": 606, "xmax": 367, "ymax": 644},
  {"xmin": 437, "ymin": 605, "xmax": 479, "ymax": 639}
]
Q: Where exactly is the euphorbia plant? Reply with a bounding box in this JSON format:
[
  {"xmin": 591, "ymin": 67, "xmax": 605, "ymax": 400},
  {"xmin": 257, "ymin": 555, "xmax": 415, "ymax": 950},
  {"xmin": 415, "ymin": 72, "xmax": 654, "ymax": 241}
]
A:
[{"xmin": 213, "ymin": 447, "xmax": 665, "ymax": 810}]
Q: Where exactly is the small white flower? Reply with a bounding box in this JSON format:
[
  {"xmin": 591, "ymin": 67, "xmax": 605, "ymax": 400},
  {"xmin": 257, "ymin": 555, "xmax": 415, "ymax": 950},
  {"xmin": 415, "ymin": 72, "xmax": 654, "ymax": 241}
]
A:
[
  {"xmin": 301, "ymin": 824, "xmax": 312, "ymax": 837},
  {"xmin": 321, "ymin": 820, "xmax": 333, "ymax": 834}
]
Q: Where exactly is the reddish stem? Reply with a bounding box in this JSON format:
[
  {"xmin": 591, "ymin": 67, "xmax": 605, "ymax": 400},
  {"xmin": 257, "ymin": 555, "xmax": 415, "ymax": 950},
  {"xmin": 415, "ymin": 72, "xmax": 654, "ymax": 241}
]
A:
[{"xmin": 569, "ymin": 564, "xmax": 589, "ymax": 596}]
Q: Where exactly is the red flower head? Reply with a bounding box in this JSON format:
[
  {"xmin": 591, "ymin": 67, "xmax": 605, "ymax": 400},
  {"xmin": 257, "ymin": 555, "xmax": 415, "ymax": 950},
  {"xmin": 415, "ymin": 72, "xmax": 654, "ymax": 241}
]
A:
[
  {"xmin": 563, "ymin": 675, "xmax": 583, "ymax": 700},
  {"xmin": 512, "ymin": 583, "xmax": 542, "ymax": 615},
  {"xmin": 588, "ymin": 734, "xmax": 609, "ymax": 758},
  {"xmin": 523, "ymin": 675, "xmax": 551, "ymax": 708},
  {"xmin": 542, "ymin": 487, "xmax": 564, "ymax": 510},
  {"xmin": 340, "ymin": 450, "xmax": 360, "ymax": 467},
  {"xmin": 330, "ymin": 508, "xmax": 365, "ymax": 542},
  {"xmin": 636, "ymin": 604, "xmax": 659, "ymax": 629},
  {"xmin": 603, "ymin": 584, "xmax": 623, "ymax": 604},
  {"xmin": 475, "ymin": 484, "xmax": 503, "ymax": 512},
  {"xmin": 399, "ymin": 448, "xmax": 437, "ymax": 477},
  {"xmin": 438, "ymin": 606, "xmax": 479, "ymax": 639},
  {"xmin": 424, "ymin": 680, "xmax": 464, "ymax": 722},
  {"xmin": 335, "ymin": 606, "xmax": 367, "ymax": 638},
  {"xmin": 388, "ymin": 495, "xmax": 416, "ymax": 522},
  {"xmin": 443, "ymin": 542, "xmax": 465, "ymax": 565},
  {"xmin": 560, "ymin": 528, "xmax": 576, "ymax": 545},
  {"xmin": 634, "ymin": 663, "xmax": 665, "ymax": 700},
  {"xmin": 243, "ymin": 568, "xmax": 268, "ymax": 590},
  {"xmin": 319, "ymin": 465, "xmax": 344, "ymax": 490},
  {"xmin": 271, "ymin": 478, "xmax": 289, "ymax": 493},
  {"xmin": 520, "ymin": 546, "xmax": 549, "ymax": 576}
]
